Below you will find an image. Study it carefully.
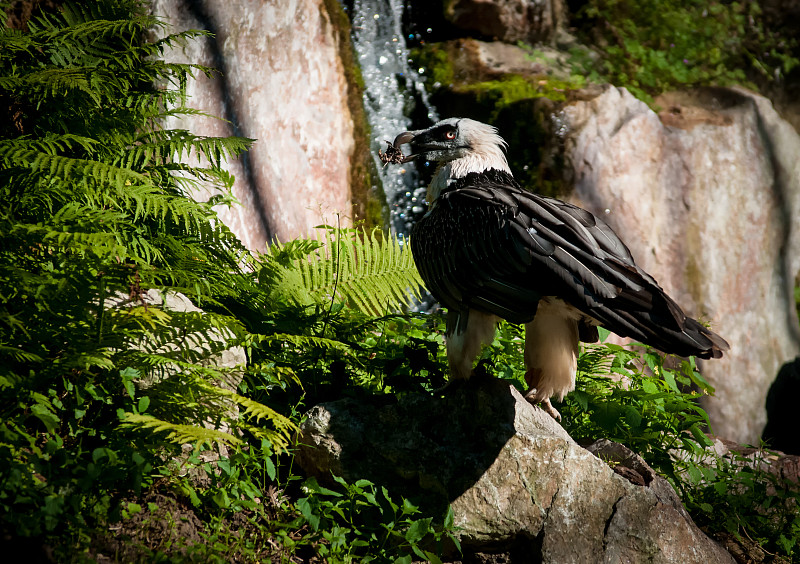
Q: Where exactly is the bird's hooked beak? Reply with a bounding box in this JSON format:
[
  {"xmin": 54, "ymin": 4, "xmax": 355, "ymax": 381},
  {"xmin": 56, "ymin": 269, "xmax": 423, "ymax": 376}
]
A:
[{"xmin": 392, "ymin": 131, "xmax": 418, "ymax": 163}]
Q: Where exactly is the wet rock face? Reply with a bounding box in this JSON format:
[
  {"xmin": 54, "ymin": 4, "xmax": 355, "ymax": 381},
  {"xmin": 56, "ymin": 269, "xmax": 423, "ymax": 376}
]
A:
[
  {"xmin": 152, "ymin": 0, "xmax": 356, "ymax": 249},
  {"xmin": 297, "ymin": 377, "xmax": 734, "ymax": 562},
  {"xmin": 443, "ymin": 0, "xmax": 566, "ymax": 45},
  {"xmin": 554, "ymin": 85, "xmax": 800, "ymax": 444}
]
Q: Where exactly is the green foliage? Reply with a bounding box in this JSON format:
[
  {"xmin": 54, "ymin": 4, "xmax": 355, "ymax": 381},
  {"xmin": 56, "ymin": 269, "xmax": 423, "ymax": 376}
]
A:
[
  {"xmin": 479, "ymin": 325, "xmax": 800, "ymax": 560},
  {"xmin": 293, "ymin": 475, "xmax": 459, "ymax": 563},
  {"xmin": 795, "ymin": 284, "xmax": 800, "ymax": 321},
  {"xmin": 261, "ymin": 227, "xmax": 425, "ymax": 316},
  {"xmin": 0, "ymin": 0, "xmax": 288, "ymax": 551},
  {"xmin": 561, "ymin": 333, "xmax": 715, "ymax": 482},
  {"xmin": 3, "ymin": 1, "xmax": 796, "ymax": 561},
  {"xmin": 409, "ymin": 45, "xmax": 455, "ymax": 88},
  {"xmin": 573, "ymin": 0, "xmax": 799, "ymax": 102},
  {"xmin": 461, "ymin": 74, "xmax": 585, "ymax": 120},
  {"xmin": 557, "ymin": 333, "xmax": 799, "ymax": 560},
  {"xmin": 684, "ymin": 448, "xmax": 800, "ymax": 561},
  {"xmin": 411, "ymin": 44, "xmax": 585, "ymax": 120}
]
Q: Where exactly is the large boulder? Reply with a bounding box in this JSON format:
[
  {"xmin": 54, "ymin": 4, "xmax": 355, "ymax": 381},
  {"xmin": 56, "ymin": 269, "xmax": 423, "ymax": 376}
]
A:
[
  {"xmin": 443, "ymin": 0, "xmax": 566, "ymax": 45},
  {"xmin": 419, "ymin": 38, "xmax": 576, "ymax": 85},
  {"xmin": 552, "ymin": 85, "xmax": 800, "ymax": 444},
  {"xmin": 151, "ymin": 0, "xmax": 364, "ymax": 248},
  {"xmin": 297, "ymin": 377, "xmax": 734, "ymax": 562}
]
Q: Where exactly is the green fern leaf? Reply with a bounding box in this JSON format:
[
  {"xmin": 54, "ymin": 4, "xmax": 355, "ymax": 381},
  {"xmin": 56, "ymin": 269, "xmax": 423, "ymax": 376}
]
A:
[
  {"xmin": 245, "ymin": 333, "xmax": 352, "ymax": 354},
  {"xmin": 268, "ymin": 228, "xmax": 424, "ymax": 315},
  {"xmin": 119, "ymin": 412, "xmax": 243, "ymax": 448}
]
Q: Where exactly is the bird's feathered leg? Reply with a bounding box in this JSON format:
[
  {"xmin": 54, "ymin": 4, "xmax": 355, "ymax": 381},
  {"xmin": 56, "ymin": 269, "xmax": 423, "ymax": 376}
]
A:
[
  {"xmin": 446, "ymin": 308, "xmax": 501, "ymax": 380},
  {"xmin": 523, "ymin": 299, "xmax": 582, "ymax": 420}
]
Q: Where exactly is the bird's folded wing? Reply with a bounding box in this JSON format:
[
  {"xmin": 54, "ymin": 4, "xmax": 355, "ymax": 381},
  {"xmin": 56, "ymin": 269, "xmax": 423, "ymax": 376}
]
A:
[
  {"xmin": 412, "ymin": 179, "xmax": 729, "ymax": 357},
  {"xmin": 412, "ymin": 182, "xmax": 687, "ymax": 334}
]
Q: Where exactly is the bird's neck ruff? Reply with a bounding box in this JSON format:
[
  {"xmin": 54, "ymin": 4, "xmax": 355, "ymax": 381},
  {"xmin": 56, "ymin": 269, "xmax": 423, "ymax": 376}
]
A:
[{"xmin": 427, "ymin": 149, "xmax": 511, "ymax": 204}]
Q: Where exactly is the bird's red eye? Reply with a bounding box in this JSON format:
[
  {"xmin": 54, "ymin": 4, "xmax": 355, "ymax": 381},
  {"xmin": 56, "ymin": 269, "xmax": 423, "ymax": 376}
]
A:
[{"xmin": 445, "ymin": 130, "xmax": 456, "ymax": 140}]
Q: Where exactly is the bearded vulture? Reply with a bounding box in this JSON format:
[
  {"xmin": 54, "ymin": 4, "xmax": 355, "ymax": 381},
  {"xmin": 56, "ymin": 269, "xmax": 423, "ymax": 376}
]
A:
[{"xmin": 387, "ymin": 117, "xmax": 729, "ymax": 419}]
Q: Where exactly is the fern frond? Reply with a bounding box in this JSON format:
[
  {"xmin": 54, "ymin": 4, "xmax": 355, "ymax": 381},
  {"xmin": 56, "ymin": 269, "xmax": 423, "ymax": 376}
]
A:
[
  {"xmin": 119, "ymin": 412, "xmax": 242, "ymax": 448},
  {"xmin": 0, "ymin": 145, "xmax": 151, "ymax": 191},
  {"xmin": 116, "ymin": 130, "xmax": 252, "ymax": 170},
  {"xmin": 292, "ymin": 228, "xmax": 424, "ymax": 315},
  {"xmin": 0, "ymin": 345, "xmax": 44, "ymax": 364},
  {"xmin": 195, "ymin": 382, "xmax": 298, "ymax": 452},
  {"xmin": 245, "ymin": 333, "xmax": 352, "ymax": 354},
  {"xmin": 248, "ymin": 363, "xmax": 302, "ymax": 388}
]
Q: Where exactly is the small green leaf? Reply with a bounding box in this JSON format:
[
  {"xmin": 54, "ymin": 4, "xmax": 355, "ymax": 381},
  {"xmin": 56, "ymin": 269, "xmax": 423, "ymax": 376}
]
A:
[
  {"xmin": 623, "ymin": 406, "xmax": 643, "ymax": 429},
  {"xmin": 217, "ymin": 458, "xmax": 232, "ymax": 476},
  {"xmin": 422, "ymin": 551, "xmax": 443, "ymax": 564},
  {"xmin": 663, "ymin": 369, "xmax": 678, "ymax": 393},
  {"xmin": 125, "ymin": 502, "xmax": 142, "ymax": 516},
  {"xmin": 778, "ymin": 534, "xmax": 796, "ymax": 554},
  {"xmin": 405, "ymin": 517, "xmax": 432, "ymax": 543},
  {"xmin": 30, "ymin": 404, "xmax": 59, "ymax": 432},
  {"xmin": 382, "ymin": 486, "xmax": 399, "ymax": 512},
  {"xmin": 402, "ymin": 498, "xmax": 419, "ymax": 515},
  {"xmin": 212, "ymin": 489, "xmax": 230, "ymax": 508},
  {"xmin": 265, "ymin": 457, "xmax": 276, "ymax": 481},
  {"xmin": 354, "ymin": 478, "xmax": 374, "ymax": 489},
  {"xmin": 572, "ymin": 389, "xmax": 590, "ymax": 411},
  {"xmin": 120, "ymin": 367, "xmax": 138, "ymax": 400},
  {"xmin": 444, "ymin": 505, "xmax": 455, "ymax": 529},
  {"xmin": 304, "ymin": 476, "xmax": 342, "ymax": 497}
]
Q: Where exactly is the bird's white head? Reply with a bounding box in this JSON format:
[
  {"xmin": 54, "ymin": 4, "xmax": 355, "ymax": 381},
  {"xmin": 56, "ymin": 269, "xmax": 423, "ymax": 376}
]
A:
[{"xmin": 393, "ymin": 118, "xmax": 511, "ymax": 203}]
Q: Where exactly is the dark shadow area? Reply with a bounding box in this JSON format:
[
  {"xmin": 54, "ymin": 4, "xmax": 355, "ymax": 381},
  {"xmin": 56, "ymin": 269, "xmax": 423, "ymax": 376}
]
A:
[
  {"xmin": 0, "ymin": 534, "xmax": 54, "ymax": 564},
  {"xmin": 298, "ymin": 376, "xmax": 519, "ymax": 518},
  {"xmin": 762, "ymin": 357, "xmax": 800, "ymax": 455},
  {"xmin": 462, "ymin": 534, "xmax": 544, "ymax": 563}
]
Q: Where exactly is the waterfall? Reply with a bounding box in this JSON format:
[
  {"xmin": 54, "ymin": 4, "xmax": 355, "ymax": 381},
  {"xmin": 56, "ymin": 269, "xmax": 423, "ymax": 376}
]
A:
[{"xmin": 349, "ymin": 0, "xmax": 438, "ymax": 236}]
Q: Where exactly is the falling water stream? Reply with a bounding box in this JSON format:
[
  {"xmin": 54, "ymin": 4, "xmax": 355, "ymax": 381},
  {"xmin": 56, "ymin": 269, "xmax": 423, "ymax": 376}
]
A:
[{"xmin": 349, "ymin": 0, "xmax": 438, "ymax": 236}]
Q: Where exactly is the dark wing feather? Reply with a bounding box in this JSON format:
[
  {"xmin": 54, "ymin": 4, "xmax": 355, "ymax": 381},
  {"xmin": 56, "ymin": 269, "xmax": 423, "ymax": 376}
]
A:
[{"xmin": 410, "ymin": 170, "xmax": 729, "ymax": 359}]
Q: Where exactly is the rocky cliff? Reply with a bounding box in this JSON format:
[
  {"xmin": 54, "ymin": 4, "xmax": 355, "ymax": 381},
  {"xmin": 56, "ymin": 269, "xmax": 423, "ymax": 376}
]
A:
[{"xmin": 151, "ymin": 0, "xmax": 370, "ymax": 249}]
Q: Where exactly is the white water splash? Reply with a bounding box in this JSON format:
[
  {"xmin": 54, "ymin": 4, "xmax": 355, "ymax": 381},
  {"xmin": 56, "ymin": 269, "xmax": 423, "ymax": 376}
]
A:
[{"xmin": 350, "ymin": 0, "xmax": 438, "ymax": 235}]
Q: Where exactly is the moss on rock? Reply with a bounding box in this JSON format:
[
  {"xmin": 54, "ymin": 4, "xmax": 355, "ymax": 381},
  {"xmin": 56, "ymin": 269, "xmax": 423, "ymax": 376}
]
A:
[
  {"xmin": 322, "ymin": 0, "xmax": 387, "ymax": 230},
  {"xmin": 410, "ymin": 41, "xmax": 584, "ymax": 198}
]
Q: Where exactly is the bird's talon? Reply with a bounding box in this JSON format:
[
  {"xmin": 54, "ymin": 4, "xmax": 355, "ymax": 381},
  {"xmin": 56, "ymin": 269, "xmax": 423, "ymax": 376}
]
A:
[
  {"xmin": 542, "ymin": 400, "xmax": 562, "ymax": 421},
  {"xmin": 524, "ymin": 390, "xmax": 562, "ymax": 421},
  {"xmin": 524, "ymin": 387, "xmax": 539, "ymax": 401}
]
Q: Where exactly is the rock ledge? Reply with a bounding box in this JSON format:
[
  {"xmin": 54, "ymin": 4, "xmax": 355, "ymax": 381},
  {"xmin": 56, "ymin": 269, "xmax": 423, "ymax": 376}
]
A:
[{"xmin": 297, "ymin": 378, "xmax": 733, "ymax": 562}]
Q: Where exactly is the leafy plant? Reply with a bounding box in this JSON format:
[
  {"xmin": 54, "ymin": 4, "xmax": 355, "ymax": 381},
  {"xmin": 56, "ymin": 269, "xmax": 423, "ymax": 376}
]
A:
[
  {"xmin": 260, "ymin": 226, "xmax": 425, "ymax": 316},
  {"xmin": 572, "ymin": 0, "xmax": 799, "ymax": 102},
  {"xmin": 294, "ymin": 475, "xmax": 459, "ymax": 563},
  {"xmin": 551, "ymin": 329, "xmax": 799, "ymax": 560},
  {"xmin": 560, "ymin": 330, "xmax": 715, "ymax": 482},
  {"xmin": 0, "ymin": 0, "xmax": 288, "ymax": 552},
  {"xmin": 4, "ymin": 1, "xmax": 797, "ymax": 561},
  {"xmin": 683, "ymin": 447, "xmax": 800, "ymax": 561}
]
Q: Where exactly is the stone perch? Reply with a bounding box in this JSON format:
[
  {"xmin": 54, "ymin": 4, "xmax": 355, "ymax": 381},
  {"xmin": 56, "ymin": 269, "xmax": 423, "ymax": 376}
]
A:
[{"xmin": 296, "ymin": 377, "xmax": 734, "ymax": 562}]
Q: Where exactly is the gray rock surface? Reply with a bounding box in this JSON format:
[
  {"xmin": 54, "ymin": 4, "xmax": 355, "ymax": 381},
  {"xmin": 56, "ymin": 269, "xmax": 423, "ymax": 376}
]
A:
[
  {"xmin": 152, "ymin": 0, "xmax": 356, "ymax": 249},
  {"xmin": 429, "ymin": 38, "xmax": 576, "ymax": 84},
  {"xmin": 553, "ymin": 85, "xmax": 800, "ymax": 444},
  {"xmin": 444, "ymin": 0, "xmax": 566, "ymax": 45},
  {"xmin": 297, "ymin": 378, "xmax": 734, "ymax": 562}
]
